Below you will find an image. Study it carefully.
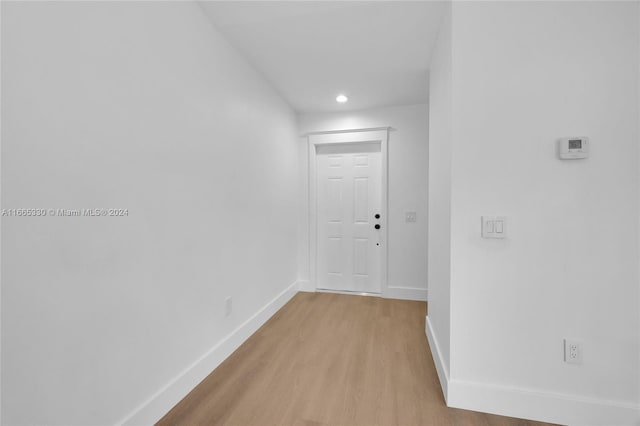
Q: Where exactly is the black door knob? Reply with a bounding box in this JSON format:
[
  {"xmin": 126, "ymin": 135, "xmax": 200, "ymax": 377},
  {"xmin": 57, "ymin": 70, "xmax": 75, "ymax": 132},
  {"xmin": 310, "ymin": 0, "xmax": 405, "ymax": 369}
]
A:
[
  {"xmin": 375, "ymin": 214, "xmax": 380, "ymax": 219},
  {"xmin": 375, "ymin": 224, "xmax": 381, "ymax": 230}
]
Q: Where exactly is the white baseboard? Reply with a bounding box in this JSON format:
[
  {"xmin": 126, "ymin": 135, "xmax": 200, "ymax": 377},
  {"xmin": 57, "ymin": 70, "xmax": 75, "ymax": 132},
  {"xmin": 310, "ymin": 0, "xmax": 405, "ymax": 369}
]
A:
[
  {"xmin": 448, "ymin": 379, "xmax": 640, "ymax": 426},
  {"xmin": 299, "ymin": 281, "xmax": 426, "ymax": 301},
  {"xmin": 116, "ymin": 281, "xmax": 299, "ymax": 426},
  {"xmin": 424, "ymin": 315, "xmax": 640, "ymax": 425},
  {"xmin": 297, "ymin": 279, "xmax": 315, "ymax": 292},
  {"xmin": 425, "ymin": 315, "xmax": 449, "ymax": 401},
  {"xmin": 385, "ymin": 286, "xmax": 427, "ymax": 301}
]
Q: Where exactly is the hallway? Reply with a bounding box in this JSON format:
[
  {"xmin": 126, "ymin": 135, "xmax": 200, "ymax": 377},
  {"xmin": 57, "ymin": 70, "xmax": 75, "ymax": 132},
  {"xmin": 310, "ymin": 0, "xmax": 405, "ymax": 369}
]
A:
[
  {"xmin": 158, "ymin": 293, "xmax": 553, "ymax": 426},
  {"xmin": 3, "ymin": 2, "xmax": 639, "ymax": 424}
]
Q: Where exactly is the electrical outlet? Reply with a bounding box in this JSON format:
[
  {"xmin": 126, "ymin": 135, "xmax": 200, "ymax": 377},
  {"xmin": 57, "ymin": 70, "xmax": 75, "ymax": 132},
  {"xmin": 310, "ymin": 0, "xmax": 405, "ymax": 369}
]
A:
[
  {"xmin": 405, "ymin": 211, "xmax": 417, "ymax": 223},
  {"xmin": 225, "ymin": 297, "xmax": 232, "ymax": 317},
  {"xmin": 564, "ymin": 339, "xmax": 582, "ymax": 364}
]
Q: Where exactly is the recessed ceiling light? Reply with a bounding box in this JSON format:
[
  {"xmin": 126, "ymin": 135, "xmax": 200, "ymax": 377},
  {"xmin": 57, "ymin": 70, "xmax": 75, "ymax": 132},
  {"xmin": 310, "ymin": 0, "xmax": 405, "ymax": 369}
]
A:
[{"xmin": 336, "ymin": 94, "xmax": 348, "ymax": 103}]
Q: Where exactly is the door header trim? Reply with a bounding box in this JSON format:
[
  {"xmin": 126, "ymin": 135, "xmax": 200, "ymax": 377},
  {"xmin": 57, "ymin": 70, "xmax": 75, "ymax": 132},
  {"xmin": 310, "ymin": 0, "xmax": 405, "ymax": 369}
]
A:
[{"xmin": 302, "ymin": 126, "xmax": 392, "ymax": 137}]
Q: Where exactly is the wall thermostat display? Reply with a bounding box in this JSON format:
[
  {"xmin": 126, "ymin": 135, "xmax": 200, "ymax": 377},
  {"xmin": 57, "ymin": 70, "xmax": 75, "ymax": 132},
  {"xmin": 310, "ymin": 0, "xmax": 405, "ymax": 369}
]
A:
[{"xmin": 559, "ymin": 137, "xmax": 589, "ymax": 159}]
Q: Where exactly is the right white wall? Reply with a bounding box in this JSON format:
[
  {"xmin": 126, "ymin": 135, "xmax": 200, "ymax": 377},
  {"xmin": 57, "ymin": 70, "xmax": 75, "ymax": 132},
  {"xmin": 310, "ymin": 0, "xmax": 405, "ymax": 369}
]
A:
[
  {"xmin": 426, "ymin": 0, "xmax": 452, "ymax": 386},
  {"xmin": 428, "ymin": 1, "xmax": 640, "ymax": 424}
]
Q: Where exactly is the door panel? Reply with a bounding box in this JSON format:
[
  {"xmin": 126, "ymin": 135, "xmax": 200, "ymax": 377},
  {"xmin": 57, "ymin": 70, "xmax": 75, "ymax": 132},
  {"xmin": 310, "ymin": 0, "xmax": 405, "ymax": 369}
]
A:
[
  {"xmin": 316, "ymin": 142, "xmax": 381, "ymax": 293},
  {"xmin": 326, "ymin": 178, "xmax": 343, "ymax": 221},
  {"xmin": 353, "ymin": 238, "xmax": 368, "ymax": 275},
  {"xmin": 354, "ymin": 178, "xmax": 369, "ymax": 222}
]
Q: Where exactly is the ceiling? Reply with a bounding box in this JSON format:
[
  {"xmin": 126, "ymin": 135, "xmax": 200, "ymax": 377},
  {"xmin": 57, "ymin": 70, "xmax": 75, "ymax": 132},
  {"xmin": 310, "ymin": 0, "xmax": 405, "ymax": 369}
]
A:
[{"xmin": 199, "ymin": 1, "xmax": 446, "ymax": 113}]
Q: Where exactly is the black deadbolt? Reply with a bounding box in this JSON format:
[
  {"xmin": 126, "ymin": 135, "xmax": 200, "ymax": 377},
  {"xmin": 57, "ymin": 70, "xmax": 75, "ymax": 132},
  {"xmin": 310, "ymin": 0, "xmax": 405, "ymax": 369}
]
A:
[
  {"xmin": 375, "ymin": 214, "xmax": 380, "ymax": 219},
  {"xmin": 375, "ymin": 224, "xmax": 381, "ymax": 230}
]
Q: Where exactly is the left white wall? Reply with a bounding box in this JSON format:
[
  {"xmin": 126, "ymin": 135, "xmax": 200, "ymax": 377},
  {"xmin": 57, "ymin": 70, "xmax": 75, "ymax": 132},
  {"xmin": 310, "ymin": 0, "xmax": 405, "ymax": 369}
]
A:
[{"xmin": 1, "ymin": 2, "xmax": 298, "ymax": 425}]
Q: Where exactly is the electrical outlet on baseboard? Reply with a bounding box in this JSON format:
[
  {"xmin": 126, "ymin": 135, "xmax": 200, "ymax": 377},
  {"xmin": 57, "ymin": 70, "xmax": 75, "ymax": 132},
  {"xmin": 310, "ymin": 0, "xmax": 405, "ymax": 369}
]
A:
[{"xmin": 564, "ymin": 338, "xmax": 582, "ymax": 364}]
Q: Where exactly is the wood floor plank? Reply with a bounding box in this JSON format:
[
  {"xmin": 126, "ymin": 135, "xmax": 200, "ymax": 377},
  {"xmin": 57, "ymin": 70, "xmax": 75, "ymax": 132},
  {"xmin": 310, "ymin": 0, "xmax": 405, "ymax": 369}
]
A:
[{"xmin": 157, "ymin": 292, "xmax": 557, "ymax": 426}]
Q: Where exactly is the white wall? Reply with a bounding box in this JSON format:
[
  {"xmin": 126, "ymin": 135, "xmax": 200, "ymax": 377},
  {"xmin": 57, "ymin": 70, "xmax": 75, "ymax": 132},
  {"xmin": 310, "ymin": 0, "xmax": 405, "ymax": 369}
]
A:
[
  {"xmin": 1, "ymin": 2, "xmax": 298, "ymax": 425},
  {"xmin": 637, "ymin": 3, "xmax": 640, "ymax": 410},
  {"xmin": 426, "ymin": 2, "xmax": 452, "ymax": 385},
  {"xmin": 427, "ymin": 1, "xmax": 640, "ymax": 424},
  {"xmin": 297, "ymin": 104, "xmax": 429, "ymax": 300}
]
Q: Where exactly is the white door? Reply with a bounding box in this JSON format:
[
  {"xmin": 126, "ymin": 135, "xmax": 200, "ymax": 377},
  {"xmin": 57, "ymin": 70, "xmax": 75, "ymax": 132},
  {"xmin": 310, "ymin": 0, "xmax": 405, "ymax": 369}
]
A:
[{"xmin": 316, "ymin": 142, "xmax": 382, "ymax": 293}]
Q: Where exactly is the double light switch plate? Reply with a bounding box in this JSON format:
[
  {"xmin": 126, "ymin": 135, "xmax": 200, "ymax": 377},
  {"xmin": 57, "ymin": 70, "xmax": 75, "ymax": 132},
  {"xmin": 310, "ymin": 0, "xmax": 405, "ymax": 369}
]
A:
[{"xmin": 482, "ymin": 216, "xmax": 506, "ymax": 239}]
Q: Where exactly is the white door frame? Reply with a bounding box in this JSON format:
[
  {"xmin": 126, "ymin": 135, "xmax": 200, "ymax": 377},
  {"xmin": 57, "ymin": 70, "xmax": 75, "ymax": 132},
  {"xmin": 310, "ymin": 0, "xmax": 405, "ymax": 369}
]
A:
[{"xmin": 307, "ymin": 127, "xmax": 390, "ymax": 296}]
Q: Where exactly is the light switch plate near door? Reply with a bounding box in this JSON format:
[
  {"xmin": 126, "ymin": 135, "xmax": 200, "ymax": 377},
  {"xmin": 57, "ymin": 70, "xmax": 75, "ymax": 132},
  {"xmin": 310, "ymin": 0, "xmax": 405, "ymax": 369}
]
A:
[{"xmin": 482, "ymin": 216, "xmax": 506, "ymax": 239}]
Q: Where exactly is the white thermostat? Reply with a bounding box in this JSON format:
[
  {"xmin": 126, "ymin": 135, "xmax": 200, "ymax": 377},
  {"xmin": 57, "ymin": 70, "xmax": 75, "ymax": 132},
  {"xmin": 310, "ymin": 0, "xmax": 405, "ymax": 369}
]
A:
[{"xmin": 559, "ymin": 137, "xmax": 589, "ymax": 159}]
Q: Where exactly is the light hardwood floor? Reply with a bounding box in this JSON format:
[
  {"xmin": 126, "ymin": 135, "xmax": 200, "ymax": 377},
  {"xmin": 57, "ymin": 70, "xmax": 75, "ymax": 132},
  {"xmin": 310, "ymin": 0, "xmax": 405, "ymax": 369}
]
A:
[{"xmin": 157, "ymin": 292, "xmax": 556, "ymax": 426}]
